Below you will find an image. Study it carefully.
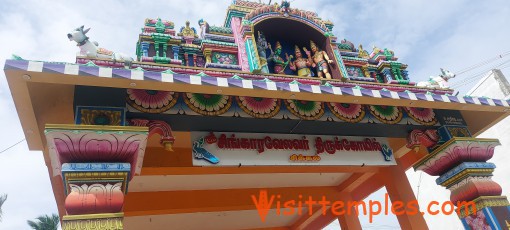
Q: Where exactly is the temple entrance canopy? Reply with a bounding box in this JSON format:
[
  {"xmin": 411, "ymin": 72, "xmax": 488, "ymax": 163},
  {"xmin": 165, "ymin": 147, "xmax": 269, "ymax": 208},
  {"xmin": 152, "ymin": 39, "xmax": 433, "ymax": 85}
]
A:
[{"xmin": 4, "ymin": 0, "xmax": 510, "ymax": 229}]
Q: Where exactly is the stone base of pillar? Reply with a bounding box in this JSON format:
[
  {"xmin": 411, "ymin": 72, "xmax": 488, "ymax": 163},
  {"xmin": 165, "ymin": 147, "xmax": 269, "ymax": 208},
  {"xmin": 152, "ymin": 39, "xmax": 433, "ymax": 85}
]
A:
[{"xmin": 62, "ymin": 213, "xmax": 124, "ymax": 230}]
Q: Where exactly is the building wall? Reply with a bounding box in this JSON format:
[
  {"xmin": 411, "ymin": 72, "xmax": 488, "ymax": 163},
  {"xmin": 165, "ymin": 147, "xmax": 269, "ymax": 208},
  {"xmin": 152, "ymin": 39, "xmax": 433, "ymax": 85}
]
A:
[
  {"xmin": 467, "ymin": 69, "xmax": 510, "ymax": 100},
  {"xmin": 467, "ymin": 68, "xmax": 510, "ymax": 197}
]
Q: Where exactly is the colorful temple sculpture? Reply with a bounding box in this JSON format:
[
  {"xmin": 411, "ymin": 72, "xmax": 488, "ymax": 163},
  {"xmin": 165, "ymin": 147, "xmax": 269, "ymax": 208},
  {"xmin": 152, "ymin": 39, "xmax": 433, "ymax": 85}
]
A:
[{"xmin": 4, "ymin": 1, "xmax": 510, "ymax": 229}]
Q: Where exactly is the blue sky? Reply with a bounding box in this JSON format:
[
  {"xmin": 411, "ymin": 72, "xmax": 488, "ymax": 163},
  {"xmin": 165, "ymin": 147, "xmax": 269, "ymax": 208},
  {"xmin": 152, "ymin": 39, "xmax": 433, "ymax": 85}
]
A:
[{"xmin": 1, "ymin": 0, "xmax": 510, "ymax": 229}]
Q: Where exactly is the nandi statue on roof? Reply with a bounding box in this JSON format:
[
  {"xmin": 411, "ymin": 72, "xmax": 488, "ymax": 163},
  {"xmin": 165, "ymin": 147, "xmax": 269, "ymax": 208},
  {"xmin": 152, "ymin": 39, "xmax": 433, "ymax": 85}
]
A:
[
  {"xmin": 67, "ymin": 25, "xmax": 134, "ymax": 66},
  {"xmin": 417, "ymin": 68, "xmax": 456, "ymax": 89}
]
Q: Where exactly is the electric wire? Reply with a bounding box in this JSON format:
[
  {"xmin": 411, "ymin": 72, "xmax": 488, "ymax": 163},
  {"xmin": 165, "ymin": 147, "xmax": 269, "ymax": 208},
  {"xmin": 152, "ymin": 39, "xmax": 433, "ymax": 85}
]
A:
[
  {"xmin": 454, "ymin": 50, "xmax": 510, "ymax": 76},
  {"xmin": 450, "ymin": 58, "xmax": 510, "ymax": 88},
  {"xmin": 416, "ymin": 171, "xmax": 423, "ymax": 200},
  {"xmin": 0, "ymin": 138, "xmax": 26, "ymax": 154}
]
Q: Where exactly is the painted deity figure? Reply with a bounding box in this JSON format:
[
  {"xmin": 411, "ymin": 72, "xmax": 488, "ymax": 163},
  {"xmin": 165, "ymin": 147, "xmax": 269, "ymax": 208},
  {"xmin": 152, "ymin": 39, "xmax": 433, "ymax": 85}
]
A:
[
  {"xmin": 268, "ymin": 41, "xmax": 290, "ymax": 74},
  {"xmin": 305, "ymin": 40, "xmax": 333, "ymax": 79},
  {"xmin": 280, "ymin": 0, "xmax": 291, "ymax": 16},
  {"xmin": 286, "ymin": 45, "xmax": 312, "ymax": 77},
  {"xmin": 256, "ymin": 31, "xmax": 270, "ymax": 74},
  {"xmin": 198, "ymin": 19, "xmax": 209, "ymax": 39}
]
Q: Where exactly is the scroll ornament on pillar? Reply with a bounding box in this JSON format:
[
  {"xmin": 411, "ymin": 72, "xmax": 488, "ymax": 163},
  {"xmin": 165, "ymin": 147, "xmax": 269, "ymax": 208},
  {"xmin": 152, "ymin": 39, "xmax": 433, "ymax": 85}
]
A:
[
  {"xmin": 406, "ymin": 129, "xmax": 440, "ymax": 151},
  {"xmin": 129, "ymin": 119, "xmax": 175, "ymax": 151}
]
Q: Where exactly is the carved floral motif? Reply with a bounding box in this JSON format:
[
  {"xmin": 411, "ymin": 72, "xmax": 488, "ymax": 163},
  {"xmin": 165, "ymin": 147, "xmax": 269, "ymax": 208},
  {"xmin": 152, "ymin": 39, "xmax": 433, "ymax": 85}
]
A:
[
  {"xmin": 368, "ymin": 105, "xmax": 403, "ymax": 124},
  {"xmin": 415, "ymin": 139, "xmax": 500, "ymax": 176},
  {"xmin": 184, "ymin": 93, "xmax": 232, "ymax": 116},
  {"xmin": 127, "ymin": 89, "xmax": 178, "ymax": 113},
  {"xmin": 285, "ymin": 100, "xmax": 324, "ymax": 120},
  {"xmin": 45, "ymin": 125, "xmax": 148, "ymax": 178},
  {"xmin": 327, "ymin": 103, "xmax": 365, "ymax": 123},
  {"xmin": 236, "ymin": 96, "xmax": 280, "ymax": 118},
  {"xmin": 404, "ymin": 107, "xmax": 437, "ymax": 125}
]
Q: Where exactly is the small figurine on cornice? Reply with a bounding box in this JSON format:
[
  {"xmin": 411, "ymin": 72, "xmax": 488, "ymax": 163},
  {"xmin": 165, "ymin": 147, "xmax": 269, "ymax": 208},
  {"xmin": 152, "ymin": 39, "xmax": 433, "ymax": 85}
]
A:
[
  {"xmin": 267, "ymin": 41, "xmax": 290, "ymax": 74},
  {"xmin": 67, "ymin": 25, "xmax": 134, "ymax": 66},
  {"xmin": 280, "ymin": 0, "xmax": 291, "ymax": 16},
  {"xmin": 358, "ymin": 44, "xmax": 370, "ymax": 59},
  {"xmin": 198, "ymin": 19, "xmax": 209, "ymax": 39},
  {"xmin": 287, "ymin": 45, "xmax": 312, "ymax": 77},
  {"xmin": 417, "ymin": 68, "xmax": 456, "ymax": 89},
  {"xmin": 306, "ymin": 40, "xmax": 334, "ymax": 79},
  {"xmin": 179, "ymin": 21, "xmax": 198, "ymax": 38}
]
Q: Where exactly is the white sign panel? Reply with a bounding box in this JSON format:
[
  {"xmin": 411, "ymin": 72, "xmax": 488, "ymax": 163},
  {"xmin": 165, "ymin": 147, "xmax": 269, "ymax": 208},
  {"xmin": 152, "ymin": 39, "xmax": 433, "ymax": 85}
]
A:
[{"xmin": 191, "ymin": 132, "xmax": 396, "ymax": 166}]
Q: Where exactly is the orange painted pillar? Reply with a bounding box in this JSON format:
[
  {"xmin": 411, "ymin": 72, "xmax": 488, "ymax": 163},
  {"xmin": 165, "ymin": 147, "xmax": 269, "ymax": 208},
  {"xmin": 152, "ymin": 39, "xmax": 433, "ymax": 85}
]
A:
[
  {"xmin": 381, "ymin": 166, "xmax": 428, "ymax": 230},
  {"xmin": 337, "ymin": 192, "xmax": 362, "ymax": 230}
]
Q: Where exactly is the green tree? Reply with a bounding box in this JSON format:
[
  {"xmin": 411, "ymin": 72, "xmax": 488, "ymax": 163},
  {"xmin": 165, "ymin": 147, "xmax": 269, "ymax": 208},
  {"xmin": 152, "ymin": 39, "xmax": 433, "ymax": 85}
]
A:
[
  {"xmin": 27, "ymin": 214, "xmax": 60, "ymax": 230},
  {"xmin": 0, "ymin": 194, "xmax": 7, "ymax": 222}
]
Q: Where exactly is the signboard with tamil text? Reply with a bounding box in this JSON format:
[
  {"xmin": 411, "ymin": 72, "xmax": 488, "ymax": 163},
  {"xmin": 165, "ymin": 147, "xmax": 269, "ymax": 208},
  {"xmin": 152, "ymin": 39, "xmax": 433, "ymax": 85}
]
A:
[{"xmin": 191, "ymin": 132, "xmax": 396, "ymax": 166}]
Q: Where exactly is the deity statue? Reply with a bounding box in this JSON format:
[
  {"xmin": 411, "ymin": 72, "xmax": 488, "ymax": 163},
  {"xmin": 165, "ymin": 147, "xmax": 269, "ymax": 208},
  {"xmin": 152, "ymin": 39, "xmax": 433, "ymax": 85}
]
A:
[
  {"xmin": 305, "ymin": 40, "xmax": 334, "ymax": 79},
  {"xmin": 286, "ymin": 45, "xmax": 312, "ymax": 77},
  {"xmin": 358, "ymin": 44, "xmax": 370, "ymax": 59},
  {"xmin": 198, "ymin": 19, "xmax": 209, "ymax": 39},
  {"xmin": 268, "ymin": 41, "xmax": 290, "ymax": 74},
  {"xmin": 256, "ymin": 31, "xmax": 270, "ymax": 74},
  {"xmin": 280, "ymin": 0, "xmax": 291, "ymax": 16}
]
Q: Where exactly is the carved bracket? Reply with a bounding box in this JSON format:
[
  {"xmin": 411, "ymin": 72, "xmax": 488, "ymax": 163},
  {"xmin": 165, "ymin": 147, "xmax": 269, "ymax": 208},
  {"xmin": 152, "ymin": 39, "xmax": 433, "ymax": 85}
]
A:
[
  {"xmin": 129, "ymin": 119, "xmax": 175, "ymax": 151},
  {"xmin": 406, "ymin": 129, "xmax": 439, "ymax": 149}
]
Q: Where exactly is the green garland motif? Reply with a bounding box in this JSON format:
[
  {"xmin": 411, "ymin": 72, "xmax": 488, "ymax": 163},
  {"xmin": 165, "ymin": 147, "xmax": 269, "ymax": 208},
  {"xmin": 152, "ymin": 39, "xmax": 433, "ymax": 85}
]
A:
[
  {"xmin": 285, "ymin": 100, "xmax": 324, "ymax": 120},
  {"xmin": 368, "ymin": 105, "xmax": 403, "ymax": 124},
  {"xmin": 184, "ymin": 93, "xmax": 232, "ymax": 116}
]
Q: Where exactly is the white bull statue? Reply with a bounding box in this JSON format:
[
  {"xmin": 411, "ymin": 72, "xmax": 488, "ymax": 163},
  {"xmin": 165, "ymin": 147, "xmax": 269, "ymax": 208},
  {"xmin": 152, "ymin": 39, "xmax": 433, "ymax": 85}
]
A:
[
  {"xmin": 67, "ymin": 25, "xmax": 133, "ymax": 66},
  {"xmin": 417, "ymin": 68, "xmax": 456, "ymax": 89}
]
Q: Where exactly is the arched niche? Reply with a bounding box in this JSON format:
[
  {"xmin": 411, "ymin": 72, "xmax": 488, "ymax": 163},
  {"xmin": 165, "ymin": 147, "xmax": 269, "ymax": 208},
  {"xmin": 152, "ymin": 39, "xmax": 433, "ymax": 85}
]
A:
[{"xmin": 253, "ymin": 17, "xmax": 342, "ymax": 79}]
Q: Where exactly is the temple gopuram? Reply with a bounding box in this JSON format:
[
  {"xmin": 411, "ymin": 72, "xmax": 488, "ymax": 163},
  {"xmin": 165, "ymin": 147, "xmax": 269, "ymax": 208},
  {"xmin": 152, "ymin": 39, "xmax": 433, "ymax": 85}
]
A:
[{"xmin": 4, "ymin": 1, "xmax": 510, "ymax": 229}]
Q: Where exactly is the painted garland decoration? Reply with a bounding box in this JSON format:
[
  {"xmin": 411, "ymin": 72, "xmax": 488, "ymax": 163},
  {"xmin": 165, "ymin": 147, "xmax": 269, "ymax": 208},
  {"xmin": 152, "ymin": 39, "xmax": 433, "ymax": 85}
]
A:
[
  {"xmin": 236, "ymin": 96, "xmax": 281, "ymax": 118},
  {"xmin": 404, "ymin": 107, "xmax": 437, "ymax": 125},
  {"xmin": 126, "ymin": 89, "xmax": 178, "ymax": 113},
  {"xmin": 368, "ymin": 105, "xmax": 403, "ymax": 124},
  {"xmin": 285, "ymin": 100, "xmax": 324, "ymax": 120},
  {"xmin": 184, "ymin": 93, "xmax": 232, "ymax": 116},
  {"xmin": 327, "ymin": 103, "xmax": 365, "ymax": 123}
]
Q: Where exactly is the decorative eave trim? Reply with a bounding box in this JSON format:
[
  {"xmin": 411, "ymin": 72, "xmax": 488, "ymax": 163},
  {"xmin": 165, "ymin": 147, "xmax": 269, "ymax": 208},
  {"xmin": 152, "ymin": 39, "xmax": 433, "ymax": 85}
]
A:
[{"xmin": 5, "ymin": 59, "xmax": 510, "ymax": 111}]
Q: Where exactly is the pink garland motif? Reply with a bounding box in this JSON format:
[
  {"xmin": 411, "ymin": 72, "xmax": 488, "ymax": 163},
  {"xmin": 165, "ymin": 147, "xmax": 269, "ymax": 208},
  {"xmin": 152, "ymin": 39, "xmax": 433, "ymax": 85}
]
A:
[
  {"xmin": 327, "ymin": 103, "xmax": 365, "ymax": 123},
  {"xmin": 404, "ymin": 107, "xmax": 437, "ymax": 125},
  {"xmin": 236, "ymin": 96, "xmax": 281, "ymax": 118}
]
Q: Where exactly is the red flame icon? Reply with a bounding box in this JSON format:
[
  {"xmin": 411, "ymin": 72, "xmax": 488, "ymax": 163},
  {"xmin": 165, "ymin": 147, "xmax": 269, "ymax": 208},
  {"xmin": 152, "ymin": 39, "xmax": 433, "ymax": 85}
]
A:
[{"xmin": 205, "ymin": 132, "xmax": 217, "ymax": 144}]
